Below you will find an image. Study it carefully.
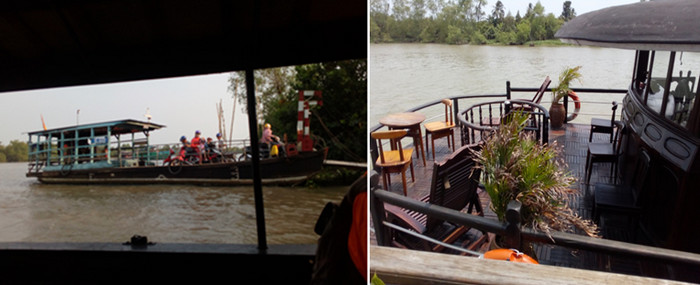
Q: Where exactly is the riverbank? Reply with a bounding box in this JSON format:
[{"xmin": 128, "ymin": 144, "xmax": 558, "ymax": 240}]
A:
[{"xmin": 371, "ymin": 39, "xmax": 572, "ymax": 47}]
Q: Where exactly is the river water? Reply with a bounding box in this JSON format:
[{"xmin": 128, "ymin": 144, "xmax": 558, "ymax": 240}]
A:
[
  {"xmin": 370, "ymin": 44, "xmax": 637, "ymax": 126},
  {"xmin": 0, "ymin": 162, "xmax": 346, "ymax": 244}
]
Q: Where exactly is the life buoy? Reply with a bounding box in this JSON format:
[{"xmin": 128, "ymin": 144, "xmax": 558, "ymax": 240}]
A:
[
  {"xmin": 566, "ymin": 91, "xmax": 581, "ymax": 121},
  {"xmin": 482, "ymin": 248, "xmax": 538, "ymax": 264}
]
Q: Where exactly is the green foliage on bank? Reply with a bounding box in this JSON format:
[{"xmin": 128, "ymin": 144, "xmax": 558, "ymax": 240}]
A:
[
  {"xmin": 304, "ymin": 168, "xmax": 365, "ymax": 187},
  {"xmin": 229, "ymin": 59, "xmax": 367, "ymax": 164},
  {"xmin": 371, "ymin": 0, "xmax": 577, "ymax": 46},
  {"xmin": 0, "ymin": 140, "xmax": 29, "ymax": 162}
]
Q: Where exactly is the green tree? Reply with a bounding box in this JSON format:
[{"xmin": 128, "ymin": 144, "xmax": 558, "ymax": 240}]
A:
[
  {"xmin": 544, "ymin": 13, "xmax": 563, "ymax": 39},
  {"xmin": 515, "ymin": 20, "xmax": 531, "ymax": 44},
  {"xmin": 502, "ymin": 12, "xmax": 516, "ymax": 33},
  {"xmin": 227, "ymin": 60, "xmax": 366, "ymax": 162},
  {"xmin": 371, "ymin": 0, "xmax": 393, "ymax": 43},
  {"xmin": 228, "ymin": 67, "xmax": 295, "ymax": 129},
  {"xmin": 560, "ymin": 1, "xmax": 576, "ymax": 21},
  {"xmin": 447, "ymin": 24, "xmax": 466, "ymax": 44},
  {"xmin": 0, "ymin": 143, "xmax": 5, "ymax": 162},
  {"xmin": 490, "ymin": 0, "xmax": 505, "ymax": 26},
  {"xmin": 472, "ymin": 0, "xmax": 487, "ymax": 21},
  {"xmin": 369, "ymin": 0, "xmax": 562, "ymax": 45},
  {"xmin": 289, "ymin": 60, "xmax": 367, "ymax": 162},
  {"xmin": 495, "ymin": 30, "xmax": 516, "ymax": 45},
  {"xmin": 2, "ymin": 140, "xmax": 29, "ymax": 162}
]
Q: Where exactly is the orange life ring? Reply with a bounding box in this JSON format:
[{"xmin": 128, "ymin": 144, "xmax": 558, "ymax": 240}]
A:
[
  {"xmin": 566, "ymin": 91, "xmax": 581, "ymax": 121},
  {"xmin": 482, "ymin": 248, "xmax": 539, "ymax": 264}
]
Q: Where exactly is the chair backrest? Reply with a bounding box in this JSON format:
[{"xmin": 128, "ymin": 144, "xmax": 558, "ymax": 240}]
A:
[
  {"xmin": 371, "ymin": 130, "xmax": 408, "ymax": 164},
  {"xmin": 441, "ymin": 98, "xmax": 453, "ymax": 125},
  {"xmin": 610, "ymin": 101, "xmax": 619, "ymax": 125},
  {"xmin": 425, "ymin": 143, "xmax": 482, "ymax": 230},
  {"xmin": 531, "ymin": 76, "xmax": 552, "ymax": 104},
  {"xmin": 612, "ymin": 121, "xmax": 626, "ymax": 156}
]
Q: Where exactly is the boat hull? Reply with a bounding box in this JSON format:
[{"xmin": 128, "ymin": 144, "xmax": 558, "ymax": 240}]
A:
[{"xmin": 27, "ymin": 151, "xmax": 325, "ymax": 186}]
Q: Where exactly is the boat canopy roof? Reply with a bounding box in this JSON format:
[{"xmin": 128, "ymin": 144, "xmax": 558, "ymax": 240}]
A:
[
  {"xmin": 0, "ymin": 0, "xmax": 365, "ymax": 93},
  {"xmin": 555, "ymin": 0, "xmax": 700, "ymax": 52},
  {"xmin": 27, "ymin": 119, "xmax": 164, "ymax": 138}
]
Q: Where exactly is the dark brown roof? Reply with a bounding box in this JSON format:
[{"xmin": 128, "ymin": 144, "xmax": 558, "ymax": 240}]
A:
[
  {"xmin": 555, "ymin": 0, "xmax": 700, "ymax": 52},
  {"xmin": 0, "ymin": 0, "xmax": 366, "ymax": 92}
]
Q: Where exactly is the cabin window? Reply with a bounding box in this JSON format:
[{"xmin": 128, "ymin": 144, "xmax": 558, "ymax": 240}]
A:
[
  {"xmin": 645, "ymin": 51, "xmax": 674, "ymax": 119},
  {"xmin": 633, "ymin": 50, "xmax": 650, "ymax": 94},
  {"xmin": 640, "ymin": 51, "xmax": 699, "ymax": 127},
  {"xmin": 668, "ymin": 52, "xmax": 698, "ymax": 127}
]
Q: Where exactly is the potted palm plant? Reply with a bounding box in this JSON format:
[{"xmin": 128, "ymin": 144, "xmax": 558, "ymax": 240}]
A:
[
  {"xmin": 550, "ymin": 66, "xmax": 583, "ymax": 129},
  {"xmin": 473, "ymin": 112, "xmax": 598, "ymax": 257}
]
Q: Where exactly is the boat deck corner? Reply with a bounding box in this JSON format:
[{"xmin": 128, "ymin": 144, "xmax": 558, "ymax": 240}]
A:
[{"xmin": 372, "ymin": 122, "xmax": 690, "ymax": 281}]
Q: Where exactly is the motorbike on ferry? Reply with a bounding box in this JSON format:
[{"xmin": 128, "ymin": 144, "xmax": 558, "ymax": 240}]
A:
[
  {"xmin": 203, "ymin": 142, "xmax": 224, "ymax": 163},
  {"xmin": 163, "ymin": 146, "xmax": 200, "ymax": 166}
]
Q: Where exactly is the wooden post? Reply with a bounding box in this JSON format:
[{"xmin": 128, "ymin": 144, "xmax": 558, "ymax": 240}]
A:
[
  {"xmin": 506, "ymin": 81, "xmax": 511, "ymax": 100},
  {"xmin": 505, "ymin": 200, "xmax": 522, "ymax": 250},
  {"xmin": 564, "ymin": 90, "xmax": 569, "ymax": 124},
  {"xmin": 245, "ymin": 68, "xmax": 267, "ymax": 252},
  {"xmin": 370, "ymin": 179, "xmax": 391, "ymax": 246}
]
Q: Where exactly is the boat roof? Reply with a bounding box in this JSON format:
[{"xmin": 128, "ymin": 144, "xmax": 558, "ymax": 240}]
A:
[
  {"xmin": 555, "ymin": 0, "xmax": 700, "ymax": 52},
  {"xmin": 0, "ymin": 0, "xmax": 365, "ymax": 93},
  {"xmin": 28, "ymin": 119, "xmax": 164, "ymax": 137}
]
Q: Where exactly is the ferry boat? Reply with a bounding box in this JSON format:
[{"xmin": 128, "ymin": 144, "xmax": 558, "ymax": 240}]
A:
[
  {"xmin": 25, "ymin": 119, "xmax": 326, "ymax": 185},
  {"xmin": 1, "ymin": 0, "xmax": 365, "ymax": 283},
  {"xmin": 371, "ymin": 0, "xmax": 700, "ymax": 283}
]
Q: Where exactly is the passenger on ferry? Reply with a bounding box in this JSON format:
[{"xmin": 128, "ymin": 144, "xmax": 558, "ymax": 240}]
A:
[
  {"xmin": 205, "ymin": 137, "xmax": 215, "ymax": 161},
  {"xmin": 179, "ymin": 136, "xmax": 192, "ymax": 156},
  {"xmin": 179, "ymin": 135, "xmax": 190, "ymax": 148},
  {"xmin": 179, "ymin": 135, "xmax": 193, "ymax": 160},
  {"xmin": 261, "ymin": 123, "xmax": 285, "ymax": 157},
  {"xmin": 191, "ymin": 130, "xmax": 203, "ymax": 164},
  {"xmin": 216, "ymin": 133, "xmax": 226, "ymax": 150}
]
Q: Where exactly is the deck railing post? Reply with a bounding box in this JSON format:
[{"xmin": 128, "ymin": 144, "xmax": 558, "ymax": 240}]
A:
[
  {"xmin": 543, "ymin": 112, "xmax": 550, "ymax": 144},
  {"xmin": 505, "ymin": 200, "xmax": 523, "ymax": 250},
  {"xmin": 564, "ymin": 91, "xmax": 569, "ymax": 124},
  {"xmin": 506, "ymin": 81, "xmax": 511, "ymax": 100},
  {"xmin": 369, "ymin": 185, "xmax": 391, "ymax": 246}
]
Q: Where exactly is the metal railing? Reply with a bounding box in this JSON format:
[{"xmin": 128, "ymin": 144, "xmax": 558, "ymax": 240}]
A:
[
  {"xmin": 370, "ymin": 94, "xmax": 508, "ymax": 169},
  {"xmin": 370, "ymin": 82, "xmax": 626, "ymax": 169},
  {"xmin": 458, "ymin": 99, "xmax": 550, "ymax": 146},
  {"xmin": 509, "ymin": 85, "xmax": 628, "ymax": 122},
  {"xmin": 28, "ymin": 139, "xmax": 252, "ymax": 172},
  {"xmin": 370, "ymin": 185, "xmax": 700, "ymax": 270}
]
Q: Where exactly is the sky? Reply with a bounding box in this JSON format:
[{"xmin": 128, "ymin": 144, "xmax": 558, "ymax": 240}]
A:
[
  {"xmin": 0, "ymin": 0, "xmax": 639, "ymax": 146},
  {"xmin": 495, "ymin": 0, "xmax": 639, "ymax": 16},
  {"xmin": 0, "ymin": 73, "xmax": 250, "ymax": 146}
]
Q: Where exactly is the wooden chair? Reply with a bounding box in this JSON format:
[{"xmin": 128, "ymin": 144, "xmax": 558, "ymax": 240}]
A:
[
  {"xmin": 372, "ymin": 129, "xmax": 414, "ymax": 196},
  {"xmin": 424, "ymin": 99, "xmax": 456, "ymax": 160},
  {"xmin": 485, "ymin": 77, "xmax": 551, "ymax": 127},
  {"xmin": 585, "ymin": 121, "xmax": 624, "ymax": 184},
  {"xmin": 589, "ymin": 101, "xmax": 619, "ymax": 143},
  {"xmin": 527, "ymin": 76, "xmax": 552, "ymax": 105},
  {"xmin": 383, "ymin": 144, "xmax": 487, "ymax": 253},
  {"xmin": 594, "ymin": 150, "xmax": 651, "ymax": 234}
]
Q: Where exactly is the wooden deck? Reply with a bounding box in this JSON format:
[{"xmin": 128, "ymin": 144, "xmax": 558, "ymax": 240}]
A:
[{"xmin": 371, "ymin": 123, "xmax": 696, "ymax": 282}]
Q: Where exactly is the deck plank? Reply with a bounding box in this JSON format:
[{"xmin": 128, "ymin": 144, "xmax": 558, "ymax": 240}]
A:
[
  {"xmin": 371, "ymin": 123, "xmax": 689, "ymax": 281},
  {"xmin": 372, "ymin": 246, "xmax": 693, "ymax": 285}
]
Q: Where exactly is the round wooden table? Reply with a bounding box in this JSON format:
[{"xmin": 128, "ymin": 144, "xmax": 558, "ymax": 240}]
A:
[{"xmin": 379, "ymin": 112, "xmax": 427, "ymax": 166}]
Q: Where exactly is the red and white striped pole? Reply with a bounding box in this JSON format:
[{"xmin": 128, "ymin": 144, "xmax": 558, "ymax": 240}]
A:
[{"xmin": 297, "ymin": 90, "xmax": 322, "ymax": 152}]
